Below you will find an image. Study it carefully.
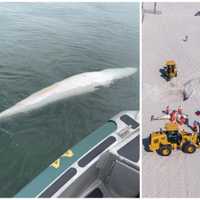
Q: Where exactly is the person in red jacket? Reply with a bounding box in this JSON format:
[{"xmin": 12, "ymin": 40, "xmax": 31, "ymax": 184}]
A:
[
  {"xmin": 179, "ymin": 115, "xmax": 186, "ymax": 125},
  {"xmin": 170, "ymin": 110, "xmax": 177, "ymax": 123},
  {"xmin": 165, "ymin": 105, "xmax": 170, "ymax": 114}
]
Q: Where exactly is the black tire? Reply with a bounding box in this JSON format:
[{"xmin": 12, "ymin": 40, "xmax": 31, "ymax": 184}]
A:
[
  {"xmin": 197, "ymin": 136, "xmax": 200, "ymax": 145},
  {"xmin": 182, "ymin": 142, "xmax": 196, "ymax": 154},
  {"xmin": 157, "ymin": 145, "xmax": 172, "ymax": 156}
]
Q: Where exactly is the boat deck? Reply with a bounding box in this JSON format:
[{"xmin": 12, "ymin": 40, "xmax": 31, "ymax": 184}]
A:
[{"xmin": 15, "ymin": 111, "xmax": 139, "ymax": 198}]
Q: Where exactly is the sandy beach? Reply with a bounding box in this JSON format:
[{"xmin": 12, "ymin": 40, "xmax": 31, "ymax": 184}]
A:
[{"xmin": 142, "ymin": 3, "xmax": 200, "ymax": 197}]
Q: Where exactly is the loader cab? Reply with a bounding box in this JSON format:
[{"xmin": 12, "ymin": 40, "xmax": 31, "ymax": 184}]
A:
[
  {"xmin": 165, "ymin": 60, "xmax": 177, "ymax": 81},
  {"xmin": 165, "ymin": 130, "xmax": 182, "ymax": 144},
  {"xmin": 164, "ymin": 122, "xmax": 182, "ymax": 144}
]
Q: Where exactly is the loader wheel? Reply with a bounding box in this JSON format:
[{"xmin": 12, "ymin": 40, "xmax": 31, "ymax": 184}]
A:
[
  {"xmin": 157, "ymin": 145, "xmax": 172, "ymax": 156},
  {"xmin": 182, "ymin": 143, "xmax": 196, "ymax": 154}
]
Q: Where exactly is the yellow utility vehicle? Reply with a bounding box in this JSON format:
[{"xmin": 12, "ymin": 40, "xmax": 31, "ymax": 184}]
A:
[
  {"xmin": 148, "ymin": 122, "xmax": 200, "ymax": 156},
  {"xmin": 164, "ymin": 60, "xmax": 177, "ymax": 81}
]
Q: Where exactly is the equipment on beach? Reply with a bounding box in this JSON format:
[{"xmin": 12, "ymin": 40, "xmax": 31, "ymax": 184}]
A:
[
  {"xmin": 163, "ymin": 60, "xmax": 177, "ymax": 81},
  {"xmin": 151, "ymin": 105, "xmax": 188, "ymax": 126},
  {"xmin": 151, "ymin": 114, "xmax": 170, "ymax": 121},
  {"xmin": 148, "ymin": 122, "xmax": 200, "ymax": 156},
  {"xmin": 151, "ymin": 113, "xmax": 188, "ymax": 124}
]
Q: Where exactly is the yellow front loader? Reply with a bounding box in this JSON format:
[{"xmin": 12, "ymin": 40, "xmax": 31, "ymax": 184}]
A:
[{"xmin": 148, "ymin": 122, "xmax": 200, "ymax": 156}]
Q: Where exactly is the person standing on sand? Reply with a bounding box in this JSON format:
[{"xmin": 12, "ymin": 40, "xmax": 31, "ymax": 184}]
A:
[
  {"xmin": 179, "ymin": 115, "xmax": 186, "ymax": 125},
  {"xmin": 163, "ymin": 105, "xmax": 170, "ymax": 114},
  {"xmin": 177, "ymin": 106, "xmax": 183, "ymax": 115},
  {"xmin": 192, "ymin": 121, "xmax": 198, "ymax": 132},
  {"xmin": 170, "ymin": 110, "xmax": 177, "ymax": 123}
]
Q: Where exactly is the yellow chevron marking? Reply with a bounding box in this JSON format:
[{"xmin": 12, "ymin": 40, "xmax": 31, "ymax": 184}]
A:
[
  {"xmin": 50, "ymin": 159, "xmax": 60, "ymax": 169},
  {"xmin": 62, "ymin": 149, "xmax": 74, "ymax": 158}
]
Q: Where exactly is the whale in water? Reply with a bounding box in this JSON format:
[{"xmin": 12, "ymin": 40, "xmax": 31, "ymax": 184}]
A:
[{"xmin": 0, "ymin": 67, "xmax": 137, "ymax": 120}]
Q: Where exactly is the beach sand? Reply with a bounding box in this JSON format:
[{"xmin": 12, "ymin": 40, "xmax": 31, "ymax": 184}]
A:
[{"xmin": 142, "ymin": 3, "xmax": 200, "ymax": 197}]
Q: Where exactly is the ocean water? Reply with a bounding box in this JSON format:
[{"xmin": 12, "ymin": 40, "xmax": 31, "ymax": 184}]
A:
[{"xmin": 0, "ymin": 3, "xmax": 139, "ymax": 197}]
